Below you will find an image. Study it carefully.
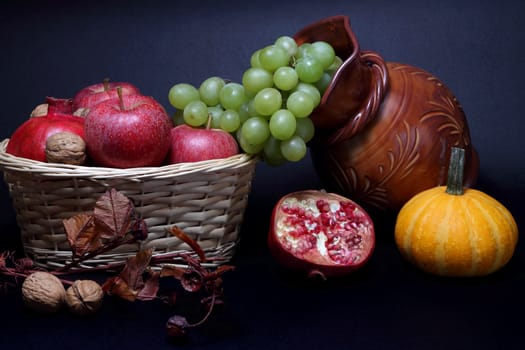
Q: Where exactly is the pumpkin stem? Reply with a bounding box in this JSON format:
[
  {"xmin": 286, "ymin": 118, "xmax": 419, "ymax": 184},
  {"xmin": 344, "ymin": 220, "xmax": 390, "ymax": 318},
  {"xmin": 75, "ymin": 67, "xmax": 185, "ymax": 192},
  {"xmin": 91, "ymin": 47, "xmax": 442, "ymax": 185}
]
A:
[{"xmin": 446, "ymin": 147, "xmax": 465, "ymax": 195}]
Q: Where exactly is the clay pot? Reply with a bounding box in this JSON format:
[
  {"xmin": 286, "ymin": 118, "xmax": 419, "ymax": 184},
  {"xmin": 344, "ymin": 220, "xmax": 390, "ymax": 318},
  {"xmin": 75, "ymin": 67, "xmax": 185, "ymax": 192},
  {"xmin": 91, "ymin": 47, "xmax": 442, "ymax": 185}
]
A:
[{"xmin": 294, "ymin": 15, "xmax": 479, "ymax": 211}]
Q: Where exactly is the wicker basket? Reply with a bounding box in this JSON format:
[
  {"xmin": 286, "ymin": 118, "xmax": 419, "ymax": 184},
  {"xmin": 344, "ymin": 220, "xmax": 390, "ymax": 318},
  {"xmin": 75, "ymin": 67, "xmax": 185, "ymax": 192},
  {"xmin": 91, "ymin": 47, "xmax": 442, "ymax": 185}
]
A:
[{"xmin": 0, "ymin": 138, "xmax": 257, "ymax": 269}]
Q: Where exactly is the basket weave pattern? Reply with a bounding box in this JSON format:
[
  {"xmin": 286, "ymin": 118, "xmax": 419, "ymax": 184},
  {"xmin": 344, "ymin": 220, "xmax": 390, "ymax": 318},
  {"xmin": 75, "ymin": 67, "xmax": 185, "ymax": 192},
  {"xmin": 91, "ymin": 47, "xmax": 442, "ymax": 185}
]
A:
[{"xmin": 0, "ymin": 139, "xmax": 256, "ymax": 269}]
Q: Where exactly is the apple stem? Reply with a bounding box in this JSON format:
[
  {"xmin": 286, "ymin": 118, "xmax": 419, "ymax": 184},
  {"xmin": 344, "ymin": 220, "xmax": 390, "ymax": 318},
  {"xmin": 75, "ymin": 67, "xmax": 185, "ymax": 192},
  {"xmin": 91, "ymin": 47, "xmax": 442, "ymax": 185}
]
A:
[
  {"xmin": 103, "ymin": 77, "xmax": 110, "ymax": 91},
  {"xmin": 117, "ymin": 86, "xmax": 126, "ymax": 111}
]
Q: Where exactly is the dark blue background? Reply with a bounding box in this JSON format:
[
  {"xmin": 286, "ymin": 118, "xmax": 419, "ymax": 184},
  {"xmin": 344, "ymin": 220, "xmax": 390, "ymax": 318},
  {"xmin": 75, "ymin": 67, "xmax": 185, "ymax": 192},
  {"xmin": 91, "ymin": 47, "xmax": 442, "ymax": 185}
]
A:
[{"xmin": 1, "ymin": 1, "xmax": 524, "ymax": 349}]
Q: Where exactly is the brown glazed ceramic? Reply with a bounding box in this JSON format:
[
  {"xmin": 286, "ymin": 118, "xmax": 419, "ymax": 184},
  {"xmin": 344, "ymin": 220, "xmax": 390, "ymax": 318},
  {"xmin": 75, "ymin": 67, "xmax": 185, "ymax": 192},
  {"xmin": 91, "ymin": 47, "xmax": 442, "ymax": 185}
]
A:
[{"xmin": 294, "ymin": 15, "xmax": 479, "ymax": 211}]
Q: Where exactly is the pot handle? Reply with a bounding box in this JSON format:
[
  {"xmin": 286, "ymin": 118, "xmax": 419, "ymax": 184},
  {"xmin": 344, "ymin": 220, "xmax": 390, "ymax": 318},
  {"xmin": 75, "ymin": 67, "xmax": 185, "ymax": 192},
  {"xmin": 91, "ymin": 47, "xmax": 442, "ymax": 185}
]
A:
[{"xmin": 327, "ymin": 50, "xmax": 389, "ymax": 145}]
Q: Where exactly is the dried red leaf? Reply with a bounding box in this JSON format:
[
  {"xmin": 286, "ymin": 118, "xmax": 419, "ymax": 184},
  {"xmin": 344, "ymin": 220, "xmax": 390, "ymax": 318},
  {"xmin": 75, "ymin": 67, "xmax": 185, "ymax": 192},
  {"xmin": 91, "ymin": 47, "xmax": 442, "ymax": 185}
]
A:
[
  {"xmin": 119, "ymin": 248, "xmax": 153, "ymax": 291},
  {"xmin": 103, "ymin": 249, "xmax": 160, "ymax": 302},
  {"xmin": 63, "ymin": 214, "xmax": 102, "ymax": 256},
  {"xmin": 137, "ymin": 269, "xmax": 160, "ymax": 301},
  {"xmin": 62, "ymin": 189, "xmax": 149, "ymax": 260},
  {"xmin": 94, "ymin": 188, "xmax": 134, "ymax": 239},
  {"xmin": 129, "ymin": 216, "xmax": 149, "ymax": 241},
  {"xmin": 168, "ymin": 226, "xmax": 206, "ymax": 262},
  {"xmin": 160, "ymin": 265, "xmax": 187, "ymax": 279},
  {"xmin": 208, "ymin": 265, "xmax": 235, "ymax": 279},
  {"xmin": 102, "ymin": 276, "xmax": 137, "ymax": 302}
]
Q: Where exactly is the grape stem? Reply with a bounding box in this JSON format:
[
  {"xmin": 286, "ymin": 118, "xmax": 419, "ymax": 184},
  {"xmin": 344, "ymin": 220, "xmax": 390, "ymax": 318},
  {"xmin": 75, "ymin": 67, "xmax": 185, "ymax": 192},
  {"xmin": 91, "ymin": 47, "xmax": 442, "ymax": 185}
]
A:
[{"xmin": 205, "ymin": 113, "xmax": 213, "ymax": 130}]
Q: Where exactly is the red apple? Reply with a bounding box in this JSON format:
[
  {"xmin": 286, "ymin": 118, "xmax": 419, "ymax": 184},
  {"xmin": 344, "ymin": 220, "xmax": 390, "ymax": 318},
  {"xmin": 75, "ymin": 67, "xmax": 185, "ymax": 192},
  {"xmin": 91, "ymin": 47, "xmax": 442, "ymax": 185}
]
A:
[
  {"xmin": 167, "ymin": 122, "xmax": 239, "ymax": 164},
  {"xmin": 85, "ymin": 92, "xmax": 173, "ymax": 168},
  {"xmin": 72, "ymin": 79, "xmax": 141, "ymax": 112}
]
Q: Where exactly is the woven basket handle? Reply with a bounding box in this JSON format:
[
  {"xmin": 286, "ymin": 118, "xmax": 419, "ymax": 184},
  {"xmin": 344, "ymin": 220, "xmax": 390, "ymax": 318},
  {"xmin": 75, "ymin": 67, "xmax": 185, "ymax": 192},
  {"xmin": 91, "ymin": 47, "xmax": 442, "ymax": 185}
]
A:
[{"xmin": 327, "ymin": 50, "xmax": 389, "ymax": 145}]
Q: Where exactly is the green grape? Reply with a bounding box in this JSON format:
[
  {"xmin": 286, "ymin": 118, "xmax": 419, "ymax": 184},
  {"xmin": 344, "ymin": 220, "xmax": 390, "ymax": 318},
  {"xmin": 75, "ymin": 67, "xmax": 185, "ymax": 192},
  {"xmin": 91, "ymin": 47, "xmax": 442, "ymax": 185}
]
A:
[
  {"xmin": 238, "ymin": 101, "xmax": 252, "ymax": 124},
  {"xmin": 238, "ymin": 132, "xmax": 265, "ymax": 155},
  {"xmin": 294, "ymin": 82, "xmax": 321, "ymax": 107},
  {"xmin": 253, "ymin": 87, "xmax": 282, "ymax": 116},
  {"xmin": 280, "ymin": 136, "xmax": 307, "ymax": 162},
  {"xmin": 220, "ymin": 109, "xmax": 241, "ymax": 132},
  {"xmin": 274, "ymin": 36, "xmax": 298, "ymax": 57},
  {"xmin": 295, "ymin": 56, "xmax": 324, "ymax": 83},
  {"xmin": 296, "ymin": 43, "xmax": 312, "ymax": 59},
  {"xmin": 263, "ymin": 136, "xmax": 286, "ymax": 166},
  {"xmin": 219, "ymin": 82, "xmax": 247, "ymax": 111},
  {"xmin": 286, "ymin": 90, "xmax": 314, "ymax": 118},
  {"xmin": 295, "ymin": 117, "xmax": 315, "ymax": 143},
  {"xmin": 327, "ymin": 55, "xmax": 343, "ymax": 75},
  {"xmin": 259, "ymin": 45, "xmax": 290, "ymax": 72},
  {"xmin": 246, "ymin": 98, "xmax": 264, "ymax": 118},
  {"xmin": 307, "ymin": 41, "xmax": 336, "ymax": 69},
  {"xmin": 269, "ymin": 109, "xmax": 296, "ymax": 140},
  {"xmin": 208, "ymin": 105, "xmax": 224, "ymax": 129},
  {"xmin": 250, "ymin": 49, "xmax": 262, "ymax": 68},
  {"xmin": 199, "ymin": 76, "xmax": 225, "ymax": 106},
  {"xmin": 172, "ymin": 109, "xmax": 185, "ymax": 126},
  {"xmin": 241, "ymin": 117, "xmax": 270, "ymax": 145},
  {"xmin": 168, "ymin": 83, "xmax": 200, "ymax": 110},
  {"xmin": 183, "ymin": 100, "xmax": 209, "ymax": 126},
  {"xmin": 273, "ymin": 66, "xmax": 299, "ymax": 91},
  {"xmin": 315, "ymin": 72, "xmax": 332, "ymax": 94},
  {"xmin": 242, "ymin": 67, "xmax": 274, "ymax": 96}
]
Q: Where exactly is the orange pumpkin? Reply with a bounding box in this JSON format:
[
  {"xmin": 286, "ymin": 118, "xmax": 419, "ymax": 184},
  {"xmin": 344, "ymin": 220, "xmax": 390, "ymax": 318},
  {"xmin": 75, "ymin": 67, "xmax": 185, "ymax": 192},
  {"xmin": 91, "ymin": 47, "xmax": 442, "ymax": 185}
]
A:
[{"xmin": 395, "ymin": 147, "xmax": 518, "ymax": 276}]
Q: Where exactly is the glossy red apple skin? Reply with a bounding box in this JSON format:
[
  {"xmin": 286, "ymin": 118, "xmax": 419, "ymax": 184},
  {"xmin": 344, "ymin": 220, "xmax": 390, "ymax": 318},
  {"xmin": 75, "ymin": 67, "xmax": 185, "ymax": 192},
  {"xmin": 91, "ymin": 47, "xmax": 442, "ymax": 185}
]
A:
[
  {"xmin": 72, "ymin": 81, "xmax": 141, "ymax": 111},
  {"xmin": 85, "ymin": 95, "xmax": 173, "ymax": 168},
  {"xmin": 167, "ymin": 124, "xmax": 239, "ymax": 164}
]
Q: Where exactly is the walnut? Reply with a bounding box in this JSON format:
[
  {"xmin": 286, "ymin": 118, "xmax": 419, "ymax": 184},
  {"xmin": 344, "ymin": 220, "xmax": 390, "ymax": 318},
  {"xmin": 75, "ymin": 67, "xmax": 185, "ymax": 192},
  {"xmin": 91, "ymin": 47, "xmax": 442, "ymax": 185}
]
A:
[
  {"xmin": 65, "ymin": 279, "xmax": 104, "ymax": 316},
  {"xmin": 45, "ymin": 132, "xmax": 86, "ymax": 165},
  {"xmin": 73, "ymin": 107, "xmax": 89, "ymax": 117},
  {"xmin": 21, "ymin": 271, "xmax": 66, "ymax": 313},
  {"xmin": 30, "ymin": 103, "xmax": 48, "ymax": 117}
]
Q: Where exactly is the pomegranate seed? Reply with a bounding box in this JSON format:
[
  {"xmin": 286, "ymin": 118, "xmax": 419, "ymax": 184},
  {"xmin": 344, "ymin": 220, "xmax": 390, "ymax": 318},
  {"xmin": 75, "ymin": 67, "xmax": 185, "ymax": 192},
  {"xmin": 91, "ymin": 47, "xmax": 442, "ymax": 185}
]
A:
[
  {"xmin": 351, "ymin": 234, "xmax": 362, "ymax": 246},
  {"xmin": 316, "ymin": 200, "xmax": 330, "ymax": 212}
]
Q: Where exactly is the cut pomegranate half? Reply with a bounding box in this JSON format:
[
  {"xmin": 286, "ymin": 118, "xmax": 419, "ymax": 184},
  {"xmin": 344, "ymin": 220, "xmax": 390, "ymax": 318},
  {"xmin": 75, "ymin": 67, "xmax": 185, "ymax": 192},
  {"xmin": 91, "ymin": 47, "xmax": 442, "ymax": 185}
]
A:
[{"xmin": 268, "ymin": 190, "xmax": 375, "ymax": 278}]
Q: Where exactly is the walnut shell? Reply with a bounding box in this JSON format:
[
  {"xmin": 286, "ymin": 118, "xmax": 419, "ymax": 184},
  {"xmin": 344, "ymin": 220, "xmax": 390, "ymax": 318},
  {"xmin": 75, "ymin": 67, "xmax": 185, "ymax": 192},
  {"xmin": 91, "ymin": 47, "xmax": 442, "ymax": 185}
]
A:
[
  {"xmin": 65, "ymin": 280, "xmax": 104, "ymax": 316},
  {"xmin": 45, "ymin": 131, "xmax": 86, "ymax": 165},
  {"xmin": 30, "ymin": 103, "xmax": 48, "ymax": 117},
  {"xmin": 21, "ymin": 271, "xmax": 66, "ymax": 313}
]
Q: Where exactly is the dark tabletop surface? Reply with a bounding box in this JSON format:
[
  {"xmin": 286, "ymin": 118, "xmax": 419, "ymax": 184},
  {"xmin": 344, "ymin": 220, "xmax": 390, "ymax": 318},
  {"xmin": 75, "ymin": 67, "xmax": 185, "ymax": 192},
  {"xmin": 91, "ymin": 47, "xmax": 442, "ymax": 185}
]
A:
[{"xmin": 1, "ymin": 0, "xmax": 525, "ymax": 349}]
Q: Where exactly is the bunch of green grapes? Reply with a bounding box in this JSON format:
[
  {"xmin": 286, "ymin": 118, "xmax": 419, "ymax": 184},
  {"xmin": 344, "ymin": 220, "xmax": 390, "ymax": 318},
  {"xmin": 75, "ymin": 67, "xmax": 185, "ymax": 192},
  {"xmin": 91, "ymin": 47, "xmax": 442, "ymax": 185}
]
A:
[{"xmin": 167, "ymin": 36, "xmax": 342, "ymax": 165}]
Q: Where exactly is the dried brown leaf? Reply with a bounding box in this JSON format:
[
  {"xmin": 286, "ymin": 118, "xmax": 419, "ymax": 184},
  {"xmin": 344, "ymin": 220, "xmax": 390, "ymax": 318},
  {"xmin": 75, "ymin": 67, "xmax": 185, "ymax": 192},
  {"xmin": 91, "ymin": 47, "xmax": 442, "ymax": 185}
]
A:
[
  {"xmin": 102, "ymin": 276, "xmax": 137, "ymax": 302},
  {"xmin": 160, "ymin": 265, "xmax": 187, "ymax": 279},
  {"xmin": 137, "ymin": 269, "xmax": 160, "ymax": 301},
  {"xmin": 129, "ymin": 217, "xmax": 149, "ymax": 241},
  {"xmin": 102, "ymin": 249, "xmax": 160, "ymax": 302},
  {"xmin": 94, "ymin": 188, "xmax": 134, "ymax": 239},
  {"xmin": 119, "ymin": 248, "xmax": 153, "ymax": 291},
  {"xmin": 63, "ymin": 214, "xmax": 102, "ymax": 256}
]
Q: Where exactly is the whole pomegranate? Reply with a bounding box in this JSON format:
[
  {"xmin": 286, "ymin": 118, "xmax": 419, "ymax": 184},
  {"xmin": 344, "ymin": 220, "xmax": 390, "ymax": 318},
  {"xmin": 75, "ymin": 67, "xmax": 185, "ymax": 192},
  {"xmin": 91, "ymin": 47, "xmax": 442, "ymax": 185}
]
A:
[
  {"xmin": 6, "ymin": 97, "xmax": 85, "ymax": 162},
  {"xmin": 268, "ymin": 190, "xmax": 375, "ymax": 278}
]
